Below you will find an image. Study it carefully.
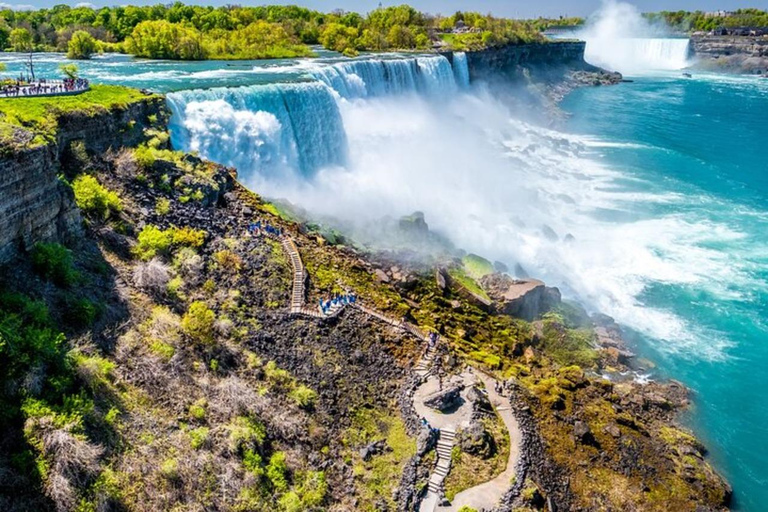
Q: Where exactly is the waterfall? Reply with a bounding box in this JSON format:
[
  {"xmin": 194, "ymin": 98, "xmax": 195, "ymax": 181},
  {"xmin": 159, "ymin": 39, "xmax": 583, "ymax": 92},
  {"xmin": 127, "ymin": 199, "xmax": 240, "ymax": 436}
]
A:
[
  {"xmin": 584, "ymin": 38, "xmax": 691, "ymax": 74},
  {"xmin": 452, "ymin": 52, "xmax": 470, "ymax": 88},
  {"xmin": 311, "ymin": 55, "xmax": 459, "ymax": 99},
  {"xmin": 166, "ymin": 55, "xmax": 462, "ymax": 180},
  {"xmin": 167, "ymin": 82, "xmax": 347, "ymax": 179}
]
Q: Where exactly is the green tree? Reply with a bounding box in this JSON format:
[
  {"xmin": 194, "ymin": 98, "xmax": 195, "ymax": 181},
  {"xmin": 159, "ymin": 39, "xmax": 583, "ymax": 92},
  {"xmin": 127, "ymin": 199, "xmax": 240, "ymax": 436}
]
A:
[
  {"xmin": 59, "ymin": 63, "xmax": 79, "ymax": 79},
  {"xmin": 9, "ymin": 28, "xmax": 32, "ymax": 52},
  {"xmin": 67, "ymin": 30, "xmax": 97, "ymax": 59},
  {"xmin": 125, "ymin": 20, "xmax": 207, "ymax": 60}
]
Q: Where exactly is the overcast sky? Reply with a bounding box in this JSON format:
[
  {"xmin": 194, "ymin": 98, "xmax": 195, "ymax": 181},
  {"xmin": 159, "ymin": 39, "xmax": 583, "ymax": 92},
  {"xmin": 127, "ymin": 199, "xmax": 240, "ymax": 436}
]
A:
[{"xmin": 10, "ymin": 0, "xmax": 768, "ymax": 18}]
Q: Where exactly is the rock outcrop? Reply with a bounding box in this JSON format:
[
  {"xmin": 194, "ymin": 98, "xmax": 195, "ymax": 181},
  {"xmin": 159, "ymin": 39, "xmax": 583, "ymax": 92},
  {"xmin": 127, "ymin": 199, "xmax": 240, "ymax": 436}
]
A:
[
  {"xmin": 480, "ymin": 273, "xmax": 561, "ymax": 321},
  {"xmin": 691, "ymin": 35, "xmax": 768, "ymax": 74},
  {"xmin": 0, "ymin": 96, "xmax": 164, "ymax": 264}
]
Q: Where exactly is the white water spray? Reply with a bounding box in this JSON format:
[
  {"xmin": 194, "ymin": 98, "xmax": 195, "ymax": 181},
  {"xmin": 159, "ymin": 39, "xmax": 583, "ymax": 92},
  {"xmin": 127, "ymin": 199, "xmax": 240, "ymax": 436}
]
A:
[{"xmin": 580, "ymin": 1, "xmax": 691, "ymax": 74}]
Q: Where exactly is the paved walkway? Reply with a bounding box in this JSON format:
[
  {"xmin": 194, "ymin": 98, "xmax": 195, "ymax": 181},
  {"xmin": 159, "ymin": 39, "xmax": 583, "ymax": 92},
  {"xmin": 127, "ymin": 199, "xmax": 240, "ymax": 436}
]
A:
[{"xmin": 439, "ymin": 372, "xmax": 522, "ymax": 512}]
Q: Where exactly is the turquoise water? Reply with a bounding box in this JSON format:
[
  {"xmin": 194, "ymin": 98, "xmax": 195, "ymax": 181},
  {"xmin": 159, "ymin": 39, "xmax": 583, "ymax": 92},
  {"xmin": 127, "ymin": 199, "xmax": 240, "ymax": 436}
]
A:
[
  {"xmin": 3, "ymin": 50, "xmax": 766, "ymax": 509},
  {"xmin": 563, "ymin": 74, "xmax": 768, "ymax": 511}
]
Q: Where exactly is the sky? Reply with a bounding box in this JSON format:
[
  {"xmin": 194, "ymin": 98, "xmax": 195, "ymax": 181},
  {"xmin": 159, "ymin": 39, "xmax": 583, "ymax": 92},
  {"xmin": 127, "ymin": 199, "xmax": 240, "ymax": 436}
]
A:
[{"xmin": 9, "ymin": 0, "xmax": 768, "ymax": 18}]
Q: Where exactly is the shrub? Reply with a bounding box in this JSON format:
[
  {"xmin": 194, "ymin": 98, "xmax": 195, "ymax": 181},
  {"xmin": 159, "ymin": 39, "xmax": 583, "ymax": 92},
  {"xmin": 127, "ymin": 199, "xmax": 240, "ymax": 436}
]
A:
[
  {"xmin": 181, "ymin": 301, "xmax": 215, "ymax": 345},
  {"xmin": 160, "ymin": 458, "xmax": 179, "ymax": 480},
  {"xmin": 188, "ymin": 399, "xmax": 207, "ymax": 421},
  {"xmin": 289, "ymin": 385, "xmax": 317, "ymax": 410},
  {"xmin": 134, "ymin": 225, "xmax": 206, "ymax": 261},
  {"xmin": 132, "ymin": 258, "xmax": 171, "ymax": 297},
  {"xmin": 31, "ymin": 243, "xmax": 77, "ymax": 286},
  {"xmin": 264, "ymin": 361, "xmax": 294, "ymax": 390},
  {"xmin": 133, "ymin": 146, "xmax": 156, "ymax": 170},
  {"xmin": 65, "ymin": 297, "xmax": 99, "ymax": 328},
  {"xmin": 266, "ymin": 451, "xmax": 289, "ymax": 492},
  {"xmin": 242, "ymin": 449, "xmax": 264, "ymax": 477},
  {"xmin": 189, "ymin": 427, "xmax": 209, "ymax": 449},
  {"xmin": 170, "ymin": 227, "xmax": 205, "ymax": 248},
  {"xmin": 213, "ymin": 250, "xmax": 242, "ymax": 272},
  {"xmin": 154, "ymin": 198, "xmax": 171, "ymax": 215},
  {"xmin": 134, "ymin": 225, "xmax": 172, "ymax": 260},
  {"xmin": 227, "ymin": 416, "xmax": 266, "ymax": 454}
]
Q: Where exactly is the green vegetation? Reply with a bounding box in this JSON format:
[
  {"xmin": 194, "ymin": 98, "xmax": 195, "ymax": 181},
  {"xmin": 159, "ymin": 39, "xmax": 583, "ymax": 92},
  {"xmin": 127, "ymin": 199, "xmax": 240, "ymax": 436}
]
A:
[
  {"xmin": 462, "ymin": 254, "xmax": 494, "ymax": 280},
  {"xmin": 646, "ymin": 9, "xmax": 768, "ymax": 31},
  {"xmin": 72, "ymin": 175, "xmax": 122, "ymax": 219},
  {"xmin": 181, "ymin": 301, "xmax": 216, "ymax": 345},
  {"xmin": 444, "ymin": 415, "xmax": 510, "ymax": 501},
  {"xmin": 1, "ymin": 3, "xmax": 549, "ymax": 61},
  {"xmin": 67, "ymin": 30, "xmax": 97, "ymax": 59},
  {"xmin": 31, "ymin": 242, "xmax": 78, "ymax": 287},
  {"xmin": 448, "ymin": 267, "xmax": 491, "ymax": 301},
  {"xmin": 0, "ymin": 85, "xmax": 154, "ymax": 146},
  {"xmin": 538, "ymin": 312, "xmax": 599, "ymax": 368},
  {"xmin": 59, "ymin": 63, "xmax": 79, "ymax": 79},
  {"xmin": 344, "ymin": 407, "xmax": 416, "ymax": 510},
  {"xmin": 134, "ymin": 225, "xmax": 206, "ymax": 260}
]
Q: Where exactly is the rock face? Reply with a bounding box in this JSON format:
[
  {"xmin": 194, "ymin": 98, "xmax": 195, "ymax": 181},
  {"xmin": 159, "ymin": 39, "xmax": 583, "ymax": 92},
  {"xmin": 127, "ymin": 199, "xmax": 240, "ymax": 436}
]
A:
[
  {"xmin": 0, "ymin": 96, "xmax": 164, "ymax": 264},
  {"xmin": 458, "ymin": 420, "xmax": 495, "ymax": 458},
  {"xmin": 0, "ymin": 143, "xmax": 82, "ymax": 263},
  {"xmin": 462, "ymin": 41, "xmax": 595, "ymax": 82},
  {"xmin": 691, "ymin": 35, "xmax": 768, "ymax": 74},
  {"xmin": 480, "ymin": 273, "xmax": 561, "ymax": 321},
  {"xmin": 423, "ymin": 384, "xmax": 463, "ymax": 412}
]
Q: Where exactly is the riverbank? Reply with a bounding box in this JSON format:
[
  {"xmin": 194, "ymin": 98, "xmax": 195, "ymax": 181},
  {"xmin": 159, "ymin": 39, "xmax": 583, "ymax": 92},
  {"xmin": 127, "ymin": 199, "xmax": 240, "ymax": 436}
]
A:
[{"xmin": 691, "ymin": 35, "xmax": 768, "ymax": 74}]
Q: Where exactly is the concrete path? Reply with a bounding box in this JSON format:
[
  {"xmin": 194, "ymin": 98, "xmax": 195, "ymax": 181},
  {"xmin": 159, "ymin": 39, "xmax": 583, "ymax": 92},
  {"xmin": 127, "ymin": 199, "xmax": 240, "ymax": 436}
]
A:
[{"xmin": 439, "ymin": 372, "xmax": 522, "ymax": 512}]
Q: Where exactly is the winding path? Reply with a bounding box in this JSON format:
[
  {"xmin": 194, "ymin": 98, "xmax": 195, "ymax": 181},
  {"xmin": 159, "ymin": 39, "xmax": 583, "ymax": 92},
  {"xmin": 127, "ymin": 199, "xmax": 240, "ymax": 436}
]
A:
[
  {"xmin": 275, "ymin": 232, "xmax": 522, "ymax": 511},
  {"xmin": 441, "ymin": 372, "xmax": 522, "ymax": 512}
]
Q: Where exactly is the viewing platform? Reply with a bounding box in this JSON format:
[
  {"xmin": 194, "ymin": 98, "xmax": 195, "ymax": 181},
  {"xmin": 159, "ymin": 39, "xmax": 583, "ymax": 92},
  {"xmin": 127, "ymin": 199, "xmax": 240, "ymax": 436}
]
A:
[{"xmin": 1, "ymin": 78, "xmax": 90, "ymax": 99}]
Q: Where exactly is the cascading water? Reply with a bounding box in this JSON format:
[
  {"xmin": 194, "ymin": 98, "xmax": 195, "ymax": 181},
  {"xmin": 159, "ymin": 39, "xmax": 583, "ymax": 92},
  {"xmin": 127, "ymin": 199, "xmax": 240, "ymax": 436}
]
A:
[
  {"xmin": 452, "ymin": 52, "xmax": 470, "ymax": 88},
  {"xmin": 167, "ymin": 55, "xmax": 466, "ymax": 180},
  {"xmin": 167, "ymin": 82, "xmax": 347, "ymax": 178},
  {"xmin": 584, "ymin": 37, "xmax": 691, "ymax": 74}
]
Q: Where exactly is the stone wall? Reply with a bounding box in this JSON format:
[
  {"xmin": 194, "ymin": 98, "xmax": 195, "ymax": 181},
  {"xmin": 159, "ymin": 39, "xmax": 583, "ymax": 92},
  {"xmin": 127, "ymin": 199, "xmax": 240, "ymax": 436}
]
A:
[{"xmin": 0, "ymin": 96, "xmax": 165, "ymax": 264}]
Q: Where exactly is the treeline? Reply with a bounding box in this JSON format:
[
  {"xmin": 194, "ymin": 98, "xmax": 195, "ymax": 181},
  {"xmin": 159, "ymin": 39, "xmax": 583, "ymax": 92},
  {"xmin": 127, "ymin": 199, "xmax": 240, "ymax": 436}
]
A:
[
  {"xmin": 0, "ymin": 3, "xmax": 549, "ymax": 60},
  {"xmin": 645, "ymin": 9, "xmax": 768, "ymax": 32}
]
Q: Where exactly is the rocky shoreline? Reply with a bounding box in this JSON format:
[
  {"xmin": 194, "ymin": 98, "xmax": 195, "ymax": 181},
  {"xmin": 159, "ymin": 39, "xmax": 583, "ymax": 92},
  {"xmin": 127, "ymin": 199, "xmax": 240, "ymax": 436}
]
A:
[{"xmin": 691, "ymin": 35, "xmax": 768, "ymax": 75}]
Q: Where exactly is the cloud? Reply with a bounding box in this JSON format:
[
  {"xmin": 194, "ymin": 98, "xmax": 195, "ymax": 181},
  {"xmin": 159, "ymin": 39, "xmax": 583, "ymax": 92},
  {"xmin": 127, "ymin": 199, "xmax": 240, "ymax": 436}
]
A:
[
  {"xmin": 0, "ymin": 3, "xmax": 34, "ymax": 9},
  {"xmin": 75, "ymin": 2, "xmax": 96, "ymax": 8}
]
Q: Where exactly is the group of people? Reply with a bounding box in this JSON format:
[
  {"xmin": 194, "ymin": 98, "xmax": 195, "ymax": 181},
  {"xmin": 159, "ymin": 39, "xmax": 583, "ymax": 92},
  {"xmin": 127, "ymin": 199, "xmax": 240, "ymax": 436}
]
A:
[
  {"xmin": 493, "ymin": 379, "xmax": 513, "ymax": 397},
  {"xmin": 247, "ymin": 220, "xmax": 283, "ymax": 238},
  {"xmin": 0, "ymin": 77, "xmax": 89, "ymax": 98},
  {"xmin": 318, "ymin": 293, "xmax": 357, "ymax": 315}
]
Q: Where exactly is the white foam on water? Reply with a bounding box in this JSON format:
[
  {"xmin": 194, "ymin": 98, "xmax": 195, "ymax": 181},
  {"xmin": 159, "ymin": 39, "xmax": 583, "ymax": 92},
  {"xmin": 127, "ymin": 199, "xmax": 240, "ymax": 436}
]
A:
[{"xmin": 167, "ymin": 54, "xmax": 768, "ymax": 362}]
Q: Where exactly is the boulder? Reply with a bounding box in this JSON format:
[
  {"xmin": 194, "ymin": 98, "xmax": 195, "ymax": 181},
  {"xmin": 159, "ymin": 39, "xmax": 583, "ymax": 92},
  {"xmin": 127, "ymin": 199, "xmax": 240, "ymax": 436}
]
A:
[
  {"xmin": 466, "ymin": 385, "xmax": 492, "ymax": 413},
  {"xmin": 481, "ymin": 273, "xmax": 561, "ymax": 321},
  {"xmin": 573, "ymin": 420, "xmax": 596, "ymax": 445},
  {"xmin": 458, "ymin": 420, "xmax": 495, "ymax": 458},
  {"xmin": 360, "ymin": 440, "xmax": 390, "ymax": 461},
  {"xmin": 374, "ymin": 269, "xmax": 391, "ymax": 283},
  {"xmin": 423, "ymin": 384, "xmax": 463, "ymax": 412}
]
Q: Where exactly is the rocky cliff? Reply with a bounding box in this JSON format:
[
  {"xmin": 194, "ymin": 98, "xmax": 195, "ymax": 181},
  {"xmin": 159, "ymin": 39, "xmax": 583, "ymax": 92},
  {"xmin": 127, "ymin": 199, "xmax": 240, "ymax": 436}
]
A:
[
  {"xmin": 0, "ymin": 92, "xmax": 164, "ymax": 264},
  {"xmin": 463, "ymin": 41, "xmax": 595, "ymax": 82},
  {"xmin": 448, "ymin": 41, "xmax": 622, "ymax": 114},
  {"xmin": 691, "ymin": 35, "xmax": 768, "ymax": 74}
]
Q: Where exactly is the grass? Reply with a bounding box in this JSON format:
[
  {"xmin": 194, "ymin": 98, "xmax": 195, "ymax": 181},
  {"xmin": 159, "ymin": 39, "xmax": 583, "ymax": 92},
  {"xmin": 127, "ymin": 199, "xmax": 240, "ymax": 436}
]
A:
[
  {"xmin": 443, "ymin": 415, "xmax": 510, "ymax": 501},
  {"xmin": 461, "ymin": 254, "xmax": 494, "ymax": 280},
  {"xmin": 0, "ymin": 85, "xmax": 155, "ymax": 145},
  {"xmin": 448, "ymin": 267, "xmax": 491, "ymax": 301},
  {"xmin": 344, "ymin": 407, "xmax": 416, "ymax": 511}
]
